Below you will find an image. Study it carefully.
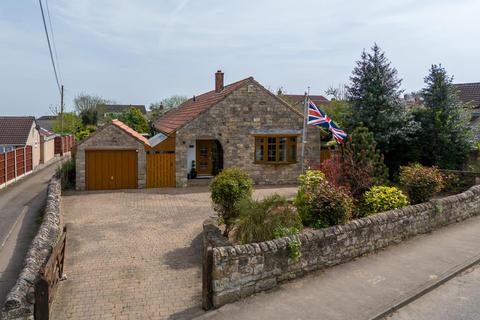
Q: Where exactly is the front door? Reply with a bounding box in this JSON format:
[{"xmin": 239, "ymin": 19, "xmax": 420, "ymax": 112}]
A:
[{"xmin": 196, "ymin": 140, "xmax": 213, "ymax": 175}]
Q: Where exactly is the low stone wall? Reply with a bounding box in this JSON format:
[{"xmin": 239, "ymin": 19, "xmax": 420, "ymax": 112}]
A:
[
  {"xmin": 440, "ymin": 169, "xmax": 480, "ymax": 188},
  {"xmin": 1, "ymin": 178, "xmax": 62, "ymax": 320},
  {"xmin": 203, "ymin": 185, "xmax": 480, "ymax": 308}
]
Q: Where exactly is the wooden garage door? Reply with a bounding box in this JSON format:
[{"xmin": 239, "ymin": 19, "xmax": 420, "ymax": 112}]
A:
[
  {"xmin": 86, "ymin": 150, "xmax": 137, "ymax": 190},
  {"xmin": 146, "ymin": 152, "xmax": 176, "ymax": 187}
]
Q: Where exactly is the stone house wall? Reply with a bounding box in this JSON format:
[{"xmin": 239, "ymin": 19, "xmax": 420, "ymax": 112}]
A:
[
  {"xmin": 203, "ymin": 185, "xmax": 480, "ymax": 308},
  {"xmin": 175, "ymin": 81, "xmax": 321, "ymax": 187},
  {"xmin": 75, "ymin": 124, "xmax": 146, "ymax": 190}
]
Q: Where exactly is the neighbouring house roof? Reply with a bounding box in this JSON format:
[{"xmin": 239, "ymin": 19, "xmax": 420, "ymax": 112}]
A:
[
  {"xmin": 39, "ymin": 127, "xmax": 55, "ymax": 136},
  {"xmin": 154, "ymin": 77, "xmax": 254, "ymax": 134},
  {"xmin": 0, "ymin": 116, "xmax": 36, "ymax": 146},
  {"xmin": 37, "ymin": 116, "xmax": 57, "ymax": 131},
  {"xmin": 454, "ymin": 82, "xmax": 480, "ymax": 109},
  {"xmin": 283, "ymin": 94, "xmax": 330, "ymax": 106},
  {"xmin": 111, "ymin": 119, "xmax": 150, "ymax": 145},
  {"xmin": 39, "ymin": 127, "xmax": 57, "ymax": 139},
  {"xmin": 102, "ymin": 104, "xmax": 147, "ymax": 114}
]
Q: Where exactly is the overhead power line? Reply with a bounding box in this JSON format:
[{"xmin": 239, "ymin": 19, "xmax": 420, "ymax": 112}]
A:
[
  {"xmin": 45, "ymin": 0, "xmax": 62, "ymax": 84},
  {"xmin": 38, "ymin": 0, "xmax": 61, "ymax": 94}
]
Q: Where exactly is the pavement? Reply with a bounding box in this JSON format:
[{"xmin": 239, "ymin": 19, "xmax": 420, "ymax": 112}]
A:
[
  {"xmin": 50, "ymin": 186, "xmax": 297, "ymax": 320},
  {"xmin": 388, "ymin": 263, "xmax": 480, "ymax": 320},
  {"xmin": 198, "ymin": 214, "xmax": 480, "ymax": 320},
  {"xmin": 0, "ymin": 157, "xmax": 65, "ymax": 306}
]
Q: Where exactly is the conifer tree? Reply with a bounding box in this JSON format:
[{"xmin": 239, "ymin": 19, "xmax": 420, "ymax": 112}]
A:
[
  {"xmin": 346, "ymin": 44, "xmax": 418, "ymax": 174},
  {"xmin": 414, "ymin": 64, "xmax": 474, "ymax": 169}
]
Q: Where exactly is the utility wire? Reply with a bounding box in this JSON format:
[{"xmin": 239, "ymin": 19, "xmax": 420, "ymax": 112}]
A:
[
  {"xmin": 45, "ymin": 0, "xmax": 62, "ymax": 84},
  {"xmin": 38, "ymin": 0, "xmax": 61, "ymax": 94}
]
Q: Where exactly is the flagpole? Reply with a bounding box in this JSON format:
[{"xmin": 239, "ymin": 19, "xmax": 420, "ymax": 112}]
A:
[{"xmin": 301, "ymin": 88, "xmax": 309, "ymax": 173}]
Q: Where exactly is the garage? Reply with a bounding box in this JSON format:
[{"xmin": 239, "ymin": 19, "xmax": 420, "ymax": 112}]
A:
[
  {"xmin": 86, "ymin": 150, "xmax": 137, "ymax": 190},
  {"xmin": 75, "ymin": 120, "xmax": 149, "ymax": 191}
]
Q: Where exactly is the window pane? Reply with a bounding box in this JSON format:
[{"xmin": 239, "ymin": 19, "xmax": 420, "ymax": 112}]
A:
[
  {"xmin": 279, "ymin": 137, "xmax": 287, "ymax": 161},
  {"xmin": 255, "ymin": 138, "xmax": 264, "ymax": 161},
  {"xmin": 289, "ymin": 137, "xmax": 297, "ymax": 161},
  {"xmin": 268, "ymin": 137, "xmax": 277, "ymax": 161}
]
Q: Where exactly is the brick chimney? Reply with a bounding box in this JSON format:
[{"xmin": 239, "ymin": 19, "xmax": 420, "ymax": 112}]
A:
[{"xmin": 215, "ymin": 70, "xmax": 224, "ymax": 93}]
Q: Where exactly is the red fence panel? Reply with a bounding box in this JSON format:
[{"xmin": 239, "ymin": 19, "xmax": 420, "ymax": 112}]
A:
[
  {"xmin": 6, "ymin": 151, "xmax": 15, "ymax": 181},
  {"xmin": 15, "ymin": 148, "xmax": 25, "ymax": 176},
  {"xmin": 25, "ymin": 146, "xmax": 32, "ymax": 172},
  {"xmin": 0, "ymin": 146, "xmax": 34, "ymax": 186},
  {"xmin": 0, "ymin": 153, "xmax": 5, "ymax": 184}
]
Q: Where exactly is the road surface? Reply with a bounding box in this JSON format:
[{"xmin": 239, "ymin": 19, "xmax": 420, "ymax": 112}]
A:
[{"xmin": 0, "ymin": 159, "xmax": 62, "ymax": 305}]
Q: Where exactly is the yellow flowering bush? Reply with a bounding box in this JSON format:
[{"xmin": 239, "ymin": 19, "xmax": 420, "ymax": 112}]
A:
[{"xmin": 362, "ymin": 186, "xmax": 409, "ymax": 216}]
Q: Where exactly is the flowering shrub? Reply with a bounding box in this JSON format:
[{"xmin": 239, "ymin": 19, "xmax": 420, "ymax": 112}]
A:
[
  {"xmin": 399, "ymin": 164, "xmax": 444, "ymax": 204},
  {"xmin": 294, "ymin": 170, "xmax": 353, "ymax": 228},
  {"xmin": 318, "ymin": 156, "xmax": 350, "ymax": 193},
  {"xmin": 362, "ymin": 186, "xmax": 409, "ymax": 216}
]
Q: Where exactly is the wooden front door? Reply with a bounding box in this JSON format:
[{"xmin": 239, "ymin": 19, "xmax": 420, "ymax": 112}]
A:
[
  {"xmin": 86, "ymin": 150, "xmax": 137, "ymax": 190},
  {"xmin": 196, "ymin": 140, "xmax": 213, "ymax": 175}
]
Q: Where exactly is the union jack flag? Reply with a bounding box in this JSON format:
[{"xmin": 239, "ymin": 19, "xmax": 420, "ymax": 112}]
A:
[{"xmin": 307, "ymin": 99, "xmax": 347, "ymax": 144}]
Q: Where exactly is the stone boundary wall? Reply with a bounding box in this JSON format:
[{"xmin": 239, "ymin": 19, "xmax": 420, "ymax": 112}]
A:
[
  {"xmin": 440, "ymin": 169, "xmax": 480, "ymax": 187},
  {"xmin": 1, "ymin": 178, "xmax": 62, "ymax": 320},
  {"xmin": 204, "ymin": 185, "xmax": 480, "ymax": 308}
]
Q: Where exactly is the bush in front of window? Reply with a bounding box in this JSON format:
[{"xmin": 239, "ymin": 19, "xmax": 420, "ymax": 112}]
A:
[
  {"xmin": 233, "ymin": 194, "xmax": 301, "ymax": 244},
  {"xmin": 209, "ymin": 167, "xmax": 253, "ymax": 237}
]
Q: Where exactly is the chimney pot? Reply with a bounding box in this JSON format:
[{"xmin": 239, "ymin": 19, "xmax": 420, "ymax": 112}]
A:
[{"xmin": 215, "ymin": 70, "xmax": 224, "ymax": 93}]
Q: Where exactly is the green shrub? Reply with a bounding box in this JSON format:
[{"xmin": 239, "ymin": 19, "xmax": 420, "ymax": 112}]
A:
[
  {"xmin": 399, "ymin": 164, "xmax": 444, "ymax": 204},
  {"xmin": 56, "ymin": 158, "xmax": 76, "ymax": 189},
  {"xmin": 294, "ymin": 170, "xmax": 325, "ymax": 223},
  {"xmin": 233, "ymin": 194, "xmax": 301, "ymax": 244},
  {"xmin": 362, "ymin": 186, "xmax": 409, "ymax": 216},
  {"xmin": 440, "ymin": 171, "xmax": 471, "ymax": 193},
  {"xmin": 273, "ymin": 226, "xmax": 302, "ymax": 261},
  {"xmin": 295, "ymin": 171, "xmax": 354, "ymax": 228},
  {"xmin": 209, "ymin": 168, "xmax": 253, "ymax": 236}
]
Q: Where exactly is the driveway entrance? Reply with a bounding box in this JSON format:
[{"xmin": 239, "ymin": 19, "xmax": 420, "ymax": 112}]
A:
[{"xmin": 51, "ymin": 186, "xmax": 297, "ymax": 320}]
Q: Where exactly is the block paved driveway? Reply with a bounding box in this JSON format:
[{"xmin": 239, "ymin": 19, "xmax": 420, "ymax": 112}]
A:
[{"xmin": 51, "ymin": 186, "xmax": 297, "ymax": 320}]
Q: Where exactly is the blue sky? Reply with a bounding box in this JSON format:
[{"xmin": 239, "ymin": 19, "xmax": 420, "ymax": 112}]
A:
[{"xmin": 1, "ymin": 0, "xmax": 479, "ymax": 116}]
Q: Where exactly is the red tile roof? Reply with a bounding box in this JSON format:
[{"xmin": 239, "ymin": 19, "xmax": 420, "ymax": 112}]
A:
[
  {"xmin": 111, "ymin": 119, "xmax": 150, "ymax": 145},
  {"xmin": 284, "ymin": 94, "xmax": 330, "ymax": 106},
  {"xmin": 0, "ymin": 116, "xmax": 36, "ymax": 146},
  {"xmin": 454, "ymin": 83, "xmax": 480, "ymax": 108},
  {"xmin": 154, "ymin": 77, "xmax": 254, "ymax": 134}
]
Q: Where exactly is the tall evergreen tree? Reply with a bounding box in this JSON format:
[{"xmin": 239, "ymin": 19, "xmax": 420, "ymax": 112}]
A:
[
  {"xmin": 346, "ymin": 44, "xmax": 418, "ymax": 174},
  {"xmin": 414, "ymin": 64, "xmax": 474, "ymax": 169}
]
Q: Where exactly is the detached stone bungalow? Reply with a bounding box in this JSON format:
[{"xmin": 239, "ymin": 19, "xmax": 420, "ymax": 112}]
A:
[
  {"xmin": 75, "ymin": 72, "xmax": 320, "ymax": 190},
  {"xmin": 155, "ymin": 71, "xmax": 321, "ymax": 187}
]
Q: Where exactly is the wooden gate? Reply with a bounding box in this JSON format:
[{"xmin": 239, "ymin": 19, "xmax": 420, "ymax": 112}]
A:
[
  {"xmin": 146, "ymin": 152, "xmax": 176, "ymax": 187},
  {"xmin": 35, "ymin": 226, "xmax": 67, "ymax": 320}
]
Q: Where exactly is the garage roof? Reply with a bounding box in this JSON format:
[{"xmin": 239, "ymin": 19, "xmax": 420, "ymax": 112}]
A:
[{"xmin": 111, "ymin": 119, "xmax": 150, "ymax": 145}]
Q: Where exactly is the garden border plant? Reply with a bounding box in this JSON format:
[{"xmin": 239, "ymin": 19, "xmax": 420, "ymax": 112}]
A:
[{"xmin": 203, "ymin": 184, "xmax": 480, "ymax": 309}]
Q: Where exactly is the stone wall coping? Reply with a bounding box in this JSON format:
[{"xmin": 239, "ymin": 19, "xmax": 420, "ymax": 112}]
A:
[
  {"xmin": 2, "ymin": 178, "xmax": 62, "ymax": 319},
  {"xmin": 212, "ymin": 184, "xmax": 480, "ymax": 260}
]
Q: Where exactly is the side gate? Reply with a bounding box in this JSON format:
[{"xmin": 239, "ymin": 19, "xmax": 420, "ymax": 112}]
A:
[
  {"xmin": 34, "ymin": 226, "xmax": 67, "ymax": 320},
  {"xmin": 146, "ymin": 152, "xmax": 176, "ymax": 188}
]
